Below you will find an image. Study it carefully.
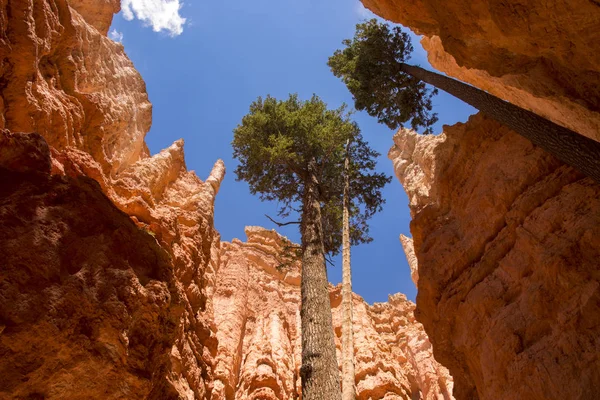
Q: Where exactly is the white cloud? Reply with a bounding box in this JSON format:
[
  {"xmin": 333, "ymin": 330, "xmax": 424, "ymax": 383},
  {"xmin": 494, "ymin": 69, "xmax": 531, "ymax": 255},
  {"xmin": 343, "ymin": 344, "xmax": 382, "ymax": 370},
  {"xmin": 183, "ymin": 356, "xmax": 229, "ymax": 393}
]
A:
[
  {"xmin": 355, "ymin": 1, "xmax": 375, "ymax": 19},
  {"xmin": 121, "ymin": 0, "xmax": 186, "ymax": 36},
  {"xmin": 109, "ymin": 28, "xmax": 124, "ymax": 43}
]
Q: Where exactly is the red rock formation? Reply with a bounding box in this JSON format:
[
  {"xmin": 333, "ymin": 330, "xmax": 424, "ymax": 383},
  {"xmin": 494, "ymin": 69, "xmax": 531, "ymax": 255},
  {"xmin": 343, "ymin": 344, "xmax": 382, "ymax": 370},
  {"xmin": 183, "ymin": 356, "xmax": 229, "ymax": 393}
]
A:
[
  {"xmin": 389, "ymin": 113, "xmax": 600, "ymax": 399},
  {"xmin": 212, "ymin": 227, "xmax": 454, "ymax": 400},
  {"xmin": 0, "ymin": 0, "xmax": 150, "ymax": 175},
  {"xmin": 399, "ymin": 235, "xmax": 418, "ymax": 287},
  {"xmin": 0, "ymin": 0, "xmax": 225, "ymax": 397},
  {"xmin": 0, "ymin": 131, "xmax": 177, "ymax": 399},
  {"xmin": 361, "ymin": 0, "xmax": 600, "ymax": 142},
  {"xmin": 368, "ymin": 1, "xmax": 600, "ymax": 398}
]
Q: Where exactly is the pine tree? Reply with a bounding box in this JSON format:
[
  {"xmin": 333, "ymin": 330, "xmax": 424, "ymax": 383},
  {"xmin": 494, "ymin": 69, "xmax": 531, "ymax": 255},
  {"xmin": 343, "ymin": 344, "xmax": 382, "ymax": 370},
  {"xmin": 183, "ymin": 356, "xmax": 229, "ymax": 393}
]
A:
[
  {"xmin": 232, "ymin": 94, "xmax": 390, "ymax": 400},
  {"xmin": 329, "ymin": 19, "xmax": 600, "ymax": 182}
]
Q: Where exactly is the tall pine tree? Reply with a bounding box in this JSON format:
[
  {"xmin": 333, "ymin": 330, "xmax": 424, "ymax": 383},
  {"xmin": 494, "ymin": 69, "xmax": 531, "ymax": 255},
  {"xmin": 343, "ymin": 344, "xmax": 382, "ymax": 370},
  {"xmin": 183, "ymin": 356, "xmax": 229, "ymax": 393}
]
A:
[
  {"xmin": 232, "ymin": 94, "xmax": 390, "ymax": 400},
  {"xmin": 329, "ymin": 19, "xmax": 600, "ymax": 182}
]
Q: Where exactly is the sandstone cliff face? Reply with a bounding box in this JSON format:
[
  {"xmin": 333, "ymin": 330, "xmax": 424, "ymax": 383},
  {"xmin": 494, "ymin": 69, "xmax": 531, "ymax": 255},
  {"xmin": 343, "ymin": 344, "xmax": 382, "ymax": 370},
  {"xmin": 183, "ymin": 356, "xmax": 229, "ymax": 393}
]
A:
[
  {"xmin": 0, "ymin": 0, "xmax": 150, "ymax": 175},
  {"xmin": 0, "ymin": 1, "xmax": 225, "ymax": 398},
  {"xmin": 212, "ymin": 227, "xmax": 454, "ymax": 400},
  {"xmin": 362, "ymin": 0, "xmax": 600, "ymax": 142},
  {"xmin": 0, "ymin": 131, "xmax": 178, "ymax": 399},
  {"xmin": 372, "ymin": 0, "xmax": 600, "ymax": 398},
  {"xmin": 389, "ymin": 113, "xmax": 600, "ymax": 399}
]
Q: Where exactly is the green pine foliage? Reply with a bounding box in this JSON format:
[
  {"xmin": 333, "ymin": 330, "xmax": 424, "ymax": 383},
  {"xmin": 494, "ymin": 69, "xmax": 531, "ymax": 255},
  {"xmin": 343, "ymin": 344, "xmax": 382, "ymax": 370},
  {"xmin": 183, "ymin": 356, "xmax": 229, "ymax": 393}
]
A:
[
  {"xmin": 232, "ymin": 93, "xmax": 390, "ymax": 256},
  {"xmin": 328, "ymin": 19, "xmax": 438, "ymax": 133}
]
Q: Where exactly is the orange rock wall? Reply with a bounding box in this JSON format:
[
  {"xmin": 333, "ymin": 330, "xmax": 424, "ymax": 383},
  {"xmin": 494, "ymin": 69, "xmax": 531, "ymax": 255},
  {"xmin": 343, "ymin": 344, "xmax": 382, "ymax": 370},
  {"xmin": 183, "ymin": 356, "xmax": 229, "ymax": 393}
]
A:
[
  {"xmin": 0, "ymin": 131, "xmax": 180, "ymax": 399},
  {"xmin": 0, "ymin": 0, "xmax": 151, "ymax": 175},
  {"xmin": 369, "ymin": 1, "xmax": 600, "ymax": 398},
  {"xmin": 362, "ymin": 0, "xmax": 600, "ymax": 142},
  {"xmin": 0, "ymin": 0, "xmax": 224, "ymax": 398},
  {"xmin": 212, "ymin": 227, "xmax": 454, "ymax": 400},
  {"xmin": 389, "ymin": 113, "xmax": 600, "ymax": 399}
]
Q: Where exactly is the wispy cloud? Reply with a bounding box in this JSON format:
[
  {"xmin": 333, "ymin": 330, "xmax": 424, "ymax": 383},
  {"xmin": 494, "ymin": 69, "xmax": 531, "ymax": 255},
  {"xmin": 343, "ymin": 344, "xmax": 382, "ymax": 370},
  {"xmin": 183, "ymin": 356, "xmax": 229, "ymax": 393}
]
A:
[
  {"xmin": 109, "ymin": 28, "xmax": 124, "ymax": 43},
  {"xmin": 355, "ymin": 1, "xmax": 375, "ymax": 20},
  {"xmin": 121, "ymin": 0, "xmax": 187, "ymax": 37}
]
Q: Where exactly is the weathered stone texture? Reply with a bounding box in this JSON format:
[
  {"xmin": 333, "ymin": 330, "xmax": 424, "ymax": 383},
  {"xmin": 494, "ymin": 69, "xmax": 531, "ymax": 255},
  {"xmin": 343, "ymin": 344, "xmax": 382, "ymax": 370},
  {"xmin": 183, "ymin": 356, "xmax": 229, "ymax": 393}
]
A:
[
  {"xmin": 0, "ymin": 1, "xmax": 225, "ymax": 397},
  {"xmin": 212, "ymin": 227, "xmax": 454, "ymax": 400},
  {"xmin": 0, "ymin": 131, "xmax": 177, "ymax": 399},
  {"xmin": 390, "ymin": 113, "xmax": 600, "ymax": 399}
]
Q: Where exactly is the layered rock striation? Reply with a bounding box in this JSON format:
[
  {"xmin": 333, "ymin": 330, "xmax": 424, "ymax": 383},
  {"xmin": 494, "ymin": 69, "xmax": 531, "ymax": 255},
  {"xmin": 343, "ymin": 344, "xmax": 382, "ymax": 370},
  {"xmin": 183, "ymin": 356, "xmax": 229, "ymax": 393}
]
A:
[
  {"xmin": 362, "ymin": 0, "xmax": 600, "ymax": 142},
  {"xmin": 390, "ymin": 113, "xmax": 600, "ymax": 399},
  {"xmin": 212, "ymin": 227, "xmax": 454, "ymax": 400}
]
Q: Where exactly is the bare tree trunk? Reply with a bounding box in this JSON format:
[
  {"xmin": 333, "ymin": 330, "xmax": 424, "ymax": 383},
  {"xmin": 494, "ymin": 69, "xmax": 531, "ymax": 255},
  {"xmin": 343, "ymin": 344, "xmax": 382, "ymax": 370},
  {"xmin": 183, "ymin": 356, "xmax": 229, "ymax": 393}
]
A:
[
  {"xmin": 400, "ymin": 63, "xmax": 600, "ymax": 183},
  {"xmin": 300, "ymin": 159, "xmax": 342, "ymax": 400},
  {"xmin": 341, "ymin": 140, "xmax": 356, "ymax": 400}
]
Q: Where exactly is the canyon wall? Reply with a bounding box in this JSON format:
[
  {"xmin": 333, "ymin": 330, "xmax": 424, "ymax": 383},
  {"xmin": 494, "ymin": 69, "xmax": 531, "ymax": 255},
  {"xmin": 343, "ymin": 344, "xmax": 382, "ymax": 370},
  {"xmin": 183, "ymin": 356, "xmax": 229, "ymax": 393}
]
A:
[
  {"xmin": 362, "ymin": 0, "xmax": 600, "ymax": 142},
  {"xmin": 212, "ymin": 227, "xmax": 454, "ymax": 400},
  {"xmin": 0, "ymin": 130, "xmax": 179, "ymax": 399},
  {"xmin": 0, "ymin": 0, "xmax": 224, "ymax": 398},
  {"xmin": 366, "ymin": 1, "xmax": 600, "ymax": 398},
  {"xmin": 389, "ymin": 114, "xmax": 600, "ymax": 399}
]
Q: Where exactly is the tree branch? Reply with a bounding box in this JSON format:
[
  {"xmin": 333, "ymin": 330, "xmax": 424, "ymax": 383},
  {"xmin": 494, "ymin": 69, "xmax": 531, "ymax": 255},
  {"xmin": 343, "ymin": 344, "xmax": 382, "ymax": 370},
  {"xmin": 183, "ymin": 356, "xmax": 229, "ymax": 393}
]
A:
[
  {"xmin": 325, "ymin": 255, "xmax": 335, "ymax": 267},
  {"xmin": 265, "ymin": 214, "xmax": 301, "ymax": 227}
]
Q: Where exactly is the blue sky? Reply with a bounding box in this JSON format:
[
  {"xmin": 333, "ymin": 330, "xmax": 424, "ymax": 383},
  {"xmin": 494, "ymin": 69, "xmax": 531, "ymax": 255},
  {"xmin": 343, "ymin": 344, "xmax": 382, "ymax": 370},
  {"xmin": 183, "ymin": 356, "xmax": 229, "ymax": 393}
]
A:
[{"xmin": 109, "ymin": 0, "xmax": 475, "ymax": 303}]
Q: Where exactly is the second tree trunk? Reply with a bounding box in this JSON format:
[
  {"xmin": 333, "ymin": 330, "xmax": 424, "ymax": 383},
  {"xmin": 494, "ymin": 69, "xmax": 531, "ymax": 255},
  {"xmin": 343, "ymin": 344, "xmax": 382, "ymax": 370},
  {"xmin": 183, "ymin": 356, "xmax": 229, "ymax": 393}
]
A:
[
  {"xmin": 399, "ymin": 63, "xmax": 600, "ymax": 183},
  {"xmin": 341, "ymin": 140, "xmax": 356, "ymax": 400}
]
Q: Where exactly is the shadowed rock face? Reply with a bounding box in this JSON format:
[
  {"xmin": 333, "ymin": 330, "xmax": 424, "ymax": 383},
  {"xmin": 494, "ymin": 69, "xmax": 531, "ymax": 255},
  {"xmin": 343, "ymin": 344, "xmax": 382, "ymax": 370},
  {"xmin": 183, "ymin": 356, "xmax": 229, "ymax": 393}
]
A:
[
  {"xmin": 212, "ymin": 227, "xmax": 454, "ymax": 400},
  {"xmin": 362, "ymin": 0, "xmax": 600, "ymax": 142},
  {"xmin": 0, "ymin": 131, "xmax": 178, "ymax": 399},
  {"xmin": 389, "ymin": 113, "xmax": 600, "ymax": 399},
  {"xmin": 0, "ymin": 0, "xmax": 224, "ymax": 397}
]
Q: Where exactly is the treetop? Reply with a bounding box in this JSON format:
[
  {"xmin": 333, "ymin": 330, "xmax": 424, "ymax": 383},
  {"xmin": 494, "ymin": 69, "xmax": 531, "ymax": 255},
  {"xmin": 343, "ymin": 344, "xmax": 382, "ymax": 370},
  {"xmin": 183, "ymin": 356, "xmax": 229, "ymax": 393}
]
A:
[
  {"xmin": 232, "ymin": 93, "xmax": 391, "ymax": 255},
  {"xmin": 328, "ymin": 19, "xmax": 438, "ymax": 133}
]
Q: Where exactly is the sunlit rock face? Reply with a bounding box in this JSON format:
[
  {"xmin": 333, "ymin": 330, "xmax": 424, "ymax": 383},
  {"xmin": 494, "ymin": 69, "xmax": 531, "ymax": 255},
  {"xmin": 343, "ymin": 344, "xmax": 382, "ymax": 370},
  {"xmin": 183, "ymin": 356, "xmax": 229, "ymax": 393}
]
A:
[
  {"xmin": 0, "ymin": 1, "xmax": 225, "ymax": 397},
  {"xmin": 212, "ymin": 227, "xmax": 454, "ymax": 400},
  {"xmin": 389, "ymin": 113, "xmax": 600, "ymax": 399},
  {"xmin": 0, "ymin": 0, "xmax": 150, "ymax": 176},
  {"xmin": 362, "ymin": 0, "xmax": 600, "ymax": 142}
]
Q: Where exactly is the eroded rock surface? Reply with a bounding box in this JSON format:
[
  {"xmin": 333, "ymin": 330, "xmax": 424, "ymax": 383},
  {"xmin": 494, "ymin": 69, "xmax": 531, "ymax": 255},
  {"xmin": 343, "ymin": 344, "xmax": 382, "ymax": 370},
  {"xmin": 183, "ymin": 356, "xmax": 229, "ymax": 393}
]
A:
[
  {"xmin": 0, "ymin": 0, "xmax": 151, "ymax": 175},
  {"xmin": 212, "ymin": 227, "xmax": 454, "ymax": 400},
  {"xmin": 390, "ymin": 113, "xmax": 600, "ymax": 399},
  {"xmin": 0, "ymin": 1, "xmax": 224, "ymax": 398},
  {"xmin": 362, "ymin": 0, "xmax": 600, "ymax": 142},
  {"xmin": 0, "ymin": 131, "xmax": 177, "ymax": 399}
]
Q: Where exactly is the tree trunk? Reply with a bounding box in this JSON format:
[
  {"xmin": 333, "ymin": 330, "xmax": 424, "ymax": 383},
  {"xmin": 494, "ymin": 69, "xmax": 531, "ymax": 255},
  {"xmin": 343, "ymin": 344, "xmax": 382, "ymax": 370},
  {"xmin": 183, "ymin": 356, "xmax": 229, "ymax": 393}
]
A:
[
  {"xmin": 300, "ymin": 159, "xmax": 342, "ymax": 400},
  {"xmin": 341, "ymin": 140, "xmax": 356, "ymax": 400},
  {"xmin": 400, "ymin": 63, "xmax": 600, "ymax": 183}
]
